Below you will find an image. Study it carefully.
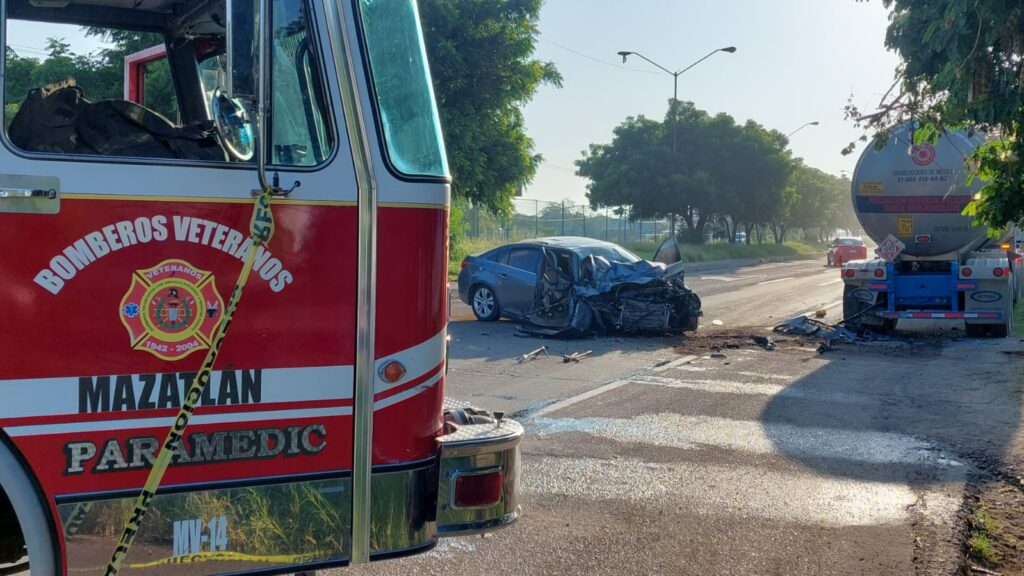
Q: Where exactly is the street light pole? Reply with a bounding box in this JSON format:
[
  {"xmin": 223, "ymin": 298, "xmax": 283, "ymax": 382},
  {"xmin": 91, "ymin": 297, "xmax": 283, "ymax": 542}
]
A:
[
  {"xmin": 618, "ymin": 46, "xmax": 736, "ymax": 238},
  {"xmin": 786, "ymin": 121, "xmax": 820, "ymax": 138},
  {"xmin": 618, "ymin": 47, "xmax": 737, "ymax": 152}
]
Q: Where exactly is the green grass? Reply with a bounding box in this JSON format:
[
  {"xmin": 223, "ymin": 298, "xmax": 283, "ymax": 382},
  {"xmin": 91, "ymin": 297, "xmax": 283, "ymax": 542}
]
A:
[
  {"xmin": 969, "ymin": 533, "xmax": 999, "ymax": 565},
  {"xmin": 449, "ymin": 236, "xmax": 506, "ymax": 277},
  {"xmin": 968, "ymin": 510, "xmax": 1003, "ymax": 566}
]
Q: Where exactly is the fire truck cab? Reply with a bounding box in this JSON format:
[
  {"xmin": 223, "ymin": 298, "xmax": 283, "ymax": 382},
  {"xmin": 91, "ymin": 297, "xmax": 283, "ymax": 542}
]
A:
[{"xmin": 0, "ymin": 0, "xmax": 521, "ymax": 574}]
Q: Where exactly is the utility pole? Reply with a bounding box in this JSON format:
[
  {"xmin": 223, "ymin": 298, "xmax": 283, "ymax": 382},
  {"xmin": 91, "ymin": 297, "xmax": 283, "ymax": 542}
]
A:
[{"xmin": 560, "ymin": 201, "xmax": 565, "ymax": 236}]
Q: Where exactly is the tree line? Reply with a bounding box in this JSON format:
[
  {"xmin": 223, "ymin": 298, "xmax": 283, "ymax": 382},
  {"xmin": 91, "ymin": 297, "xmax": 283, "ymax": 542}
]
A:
[
  {"xmin": 5, "ymin": 1, "xmax": 1023, "ymax": 237},
  {"xmin": 576, "ymin": 101, "xmax": 856, "ymax": 245}
]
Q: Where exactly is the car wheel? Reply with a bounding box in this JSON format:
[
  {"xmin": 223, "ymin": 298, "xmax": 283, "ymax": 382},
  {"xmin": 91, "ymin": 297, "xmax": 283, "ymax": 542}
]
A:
[
  {"xmin": 471, "ymin": 285, "xmax": 500, "ymax": 322},
  {"xmin": 827, "ymin": 255, "xmax": 833, "ymax": 267}
]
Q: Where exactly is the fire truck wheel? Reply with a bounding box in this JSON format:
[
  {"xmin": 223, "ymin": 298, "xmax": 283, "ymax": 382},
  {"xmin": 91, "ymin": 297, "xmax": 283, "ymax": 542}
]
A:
[
  {"xmin": 0, "ymin": 438, "xmax": 56, "ymax": 574},
  {"xmin": 470, "ymin": 285, "xmax": 500, "ymax": 322}
]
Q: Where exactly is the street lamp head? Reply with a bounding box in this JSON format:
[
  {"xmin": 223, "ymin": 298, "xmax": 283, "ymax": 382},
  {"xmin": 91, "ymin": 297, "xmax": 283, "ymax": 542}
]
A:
[
  {"xmin": 810, "ymin": 121, "xmax": 820, "ymax": 126},
  {"xmin": 617, "ymin": 50, "xmax": 633, "ymax": 63},
  {"xmin": 720, "ymin": 46, "xmax": 737, "ymax": 53}
]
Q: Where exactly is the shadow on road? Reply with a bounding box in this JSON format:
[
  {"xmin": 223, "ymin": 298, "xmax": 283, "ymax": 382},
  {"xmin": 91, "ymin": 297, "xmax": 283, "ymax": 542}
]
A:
[{"xmin": 760, "ymin": 338, "xmax": 1022, "ymax": 485}]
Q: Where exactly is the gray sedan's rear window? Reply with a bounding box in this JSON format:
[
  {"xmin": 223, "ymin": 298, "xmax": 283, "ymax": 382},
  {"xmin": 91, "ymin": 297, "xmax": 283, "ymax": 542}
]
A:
[
  {"xmin": 486, "ymin": 249, "xmax": 510, "ymax": 264},
  {"xmin": 508, "ymin": 248, "xmax": 541, "ymax": 273}
]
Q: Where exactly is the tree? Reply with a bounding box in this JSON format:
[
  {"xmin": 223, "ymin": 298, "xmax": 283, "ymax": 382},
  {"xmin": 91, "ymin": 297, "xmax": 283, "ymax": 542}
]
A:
[
  {"xmin": 578, "ymin": 104, "xmax": 719, "ymax": 243},
  {"xmin": 419, "ymin": 0, "xmax": 561, "ymax": 215},
  {"xmin": 849, "ymin": 1, "xmax": 1024, "ymax": 229},
  {"xmin": 713, "ymin": 120, "xmax": 792, "ymax": 244},
  {"xmin": 786, "ymin": 162, "xmax": 856, "ymax": 242},
  {"xmin": 576, "ymin": 114, "xmax": 670, "ymax": 219},
  {"xmin": 578, "ymin": 101, "xmax": 795, "ymax": 244},
  {"xmin": 83, "ymin": 29, "xmax": 176, "ymax": 118}
]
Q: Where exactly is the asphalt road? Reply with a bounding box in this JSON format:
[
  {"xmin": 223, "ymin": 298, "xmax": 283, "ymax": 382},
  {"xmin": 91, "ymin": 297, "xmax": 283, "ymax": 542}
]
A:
[
  {"xmin": 443, "ymin": 257, "xmax": 847, "ymax": 416},
  {"xmin": 337, "ymin": 256, "xmax": 1023, "ymax": 576}
]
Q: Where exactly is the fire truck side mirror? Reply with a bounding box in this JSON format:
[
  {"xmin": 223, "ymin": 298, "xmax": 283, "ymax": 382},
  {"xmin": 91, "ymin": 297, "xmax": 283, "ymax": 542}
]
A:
[{"xmin": 226, "ymin": 0, "xmax": 259, "ymax": 101}]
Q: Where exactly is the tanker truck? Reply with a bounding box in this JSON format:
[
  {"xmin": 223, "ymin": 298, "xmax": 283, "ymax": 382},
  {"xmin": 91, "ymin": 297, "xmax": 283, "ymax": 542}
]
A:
[{"xmin": 842, "ymin": 123, "xmax": 1020, "ymax": 337}]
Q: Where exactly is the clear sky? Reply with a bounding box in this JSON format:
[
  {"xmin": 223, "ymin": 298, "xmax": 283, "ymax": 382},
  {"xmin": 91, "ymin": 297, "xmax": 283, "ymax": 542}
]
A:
[{"xmin": 522, "ymin": 0, "xmax": 901, "ymax": 204}]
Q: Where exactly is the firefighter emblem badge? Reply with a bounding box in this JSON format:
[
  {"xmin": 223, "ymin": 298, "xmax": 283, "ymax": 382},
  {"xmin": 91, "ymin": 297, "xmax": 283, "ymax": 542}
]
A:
[{"xmin": 119, "ymin": 259, "xmax": 224, "ymax": 361}]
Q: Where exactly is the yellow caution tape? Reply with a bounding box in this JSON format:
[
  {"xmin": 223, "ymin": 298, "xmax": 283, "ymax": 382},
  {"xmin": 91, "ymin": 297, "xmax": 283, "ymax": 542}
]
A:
[{"xmin": 103, "ymin": 190, "xmax": 275, "ymax": 576}]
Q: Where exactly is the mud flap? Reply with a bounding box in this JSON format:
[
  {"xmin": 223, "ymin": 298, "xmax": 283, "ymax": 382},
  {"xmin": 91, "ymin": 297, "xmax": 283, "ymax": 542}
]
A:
[{"xmin": 842, "ymin": 285, "xmax": 889, "ymax": 330}]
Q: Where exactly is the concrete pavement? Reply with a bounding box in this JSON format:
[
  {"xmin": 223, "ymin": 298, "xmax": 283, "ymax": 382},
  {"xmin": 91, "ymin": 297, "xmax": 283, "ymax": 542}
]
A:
[{"xmin": 337, "ymin": 258, "xmax": 1024, "ymax": 576}]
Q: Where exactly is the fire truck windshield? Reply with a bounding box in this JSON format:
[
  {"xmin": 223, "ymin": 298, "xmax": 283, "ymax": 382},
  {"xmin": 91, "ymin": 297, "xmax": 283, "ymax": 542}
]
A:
[{"xmin": 357, "ymin": 0, "xmax": 450, "ymax": 179}]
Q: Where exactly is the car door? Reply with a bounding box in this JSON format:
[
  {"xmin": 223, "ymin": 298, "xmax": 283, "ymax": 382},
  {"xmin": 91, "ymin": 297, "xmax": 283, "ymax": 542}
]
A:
[{"xmin": 498, "ymin": 247, "xmax": 543, "ymax": 316}]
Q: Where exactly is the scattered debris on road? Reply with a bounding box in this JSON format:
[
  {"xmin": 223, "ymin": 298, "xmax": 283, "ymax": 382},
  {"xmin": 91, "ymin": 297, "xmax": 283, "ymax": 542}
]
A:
[
  {"xmin": 517, "ymin": 346, "xmax": 549, "ymax": 364},
  {"xmin": 711, "ymin": 319, "xmax": 724, "ymax": 326},
  {"xmin": 710, "ymin": 352, "xmax": 728, "ymax": 359},
  {"xmin": 773, "ymin": 315, "xmax": 858, "ymax": 344},
  {"xmin": 751, "ymin": 335, "xmax": 776, "ymax": 351},
  {"xmin": 562, "ymin": 350, "xmax": 593, "ymax": 363}
]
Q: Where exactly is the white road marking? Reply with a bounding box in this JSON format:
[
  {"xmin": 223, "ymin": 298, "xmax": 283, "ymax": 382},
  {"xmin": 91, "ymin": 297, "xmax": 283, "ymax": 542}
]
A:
[
  {"xmin": 630, "ymin": 375, "xmax": 871, "ymax": 405},
  {"xmin": 798, "ymin": 300, "xmax": 843, "ymax": 318},
  {"xmin": 530, "ymin": 413, "xmax": 966, "ymax": 471},
  {"xmin": 757, "ymin": 277, "xmax": 794, "ymax": 285},
  {"xmin": 735, "ymin": 371, "xmax": 792, "ymax": 381},
  {"xmin": 634, "ymin": 374, "xmax": 787, "ymax": 396},
  {"xmin": 818, "ymin": 278, "xmax": 844, "ymax": 287},
  {"xmin": 699, "ymin": 276, "xmax": 737, "ymax": 282},
  {"xmin": 651, "ymin": 355, "xmax": 700, "ymax": 373},
  {"xmin": 532, "ymin": 378, "xmax": 632, "ymax": 417},
  {"xmin": 523, "ymin": 456, "xmax": 961, "ymax": 527}
]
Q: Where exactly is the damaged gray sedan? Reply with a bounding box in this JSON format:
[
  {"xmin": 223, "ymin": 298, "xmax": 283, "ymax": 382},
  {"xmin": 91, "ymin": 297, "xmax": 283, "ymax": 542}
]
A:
[{"xmin": 456, "ymin": 237, "xmax": 702, "ymax": 336}]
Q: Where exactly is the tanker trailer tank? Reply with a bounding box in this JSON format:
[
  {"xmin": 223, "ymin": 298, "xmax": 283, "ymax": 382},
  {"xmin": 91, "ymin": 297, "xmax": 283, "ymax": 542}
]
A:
[{"xmin": 842, "ymin": 123, "xmax": 1016, "ymax": 337}]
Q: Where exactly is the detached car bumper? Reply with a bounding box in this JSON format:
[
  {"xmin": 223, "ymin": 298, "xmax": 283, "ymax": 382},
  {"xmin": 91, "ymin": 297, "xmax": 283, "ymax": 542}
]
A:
[{"xmin": 435, "ymin": 417, "xmax": 522, "ymax": 536}]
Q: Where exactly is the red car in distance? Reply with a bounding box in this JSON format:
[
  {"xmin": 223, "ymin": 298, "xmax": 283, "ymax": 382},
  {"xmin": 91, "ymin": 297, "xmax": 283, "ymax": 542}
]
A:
[{"xmin": 827, "ymin": 237, "xmax": 868, "ymax": 266}]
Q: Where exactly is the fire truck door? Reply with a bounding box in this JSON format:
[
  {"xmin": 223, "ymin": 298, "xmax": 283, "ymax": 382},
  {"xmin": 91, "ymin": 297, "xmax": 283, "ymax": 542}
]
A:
[{"xmin": 0, "ymin": 0, "xmax": 363, "ymax": 572}]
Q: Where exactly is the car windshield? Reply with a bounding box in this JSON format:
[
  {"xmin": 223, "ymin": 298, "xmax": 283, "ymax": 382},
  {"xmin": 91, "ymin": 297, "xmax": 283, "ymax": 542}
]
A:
[
  {"xmin": 837, "ymin": 238, "xmax": 864, "ymax": 246},
  {"xmin": 574, "ymin": 243, "xmax": 642, "ymax": 264}
]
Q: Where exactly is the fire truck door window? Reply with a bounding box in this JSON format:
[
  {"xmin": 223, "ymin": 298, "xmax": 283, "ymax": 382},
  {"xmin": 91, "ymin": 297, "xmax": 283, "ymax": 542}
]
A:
[
  {"xmin": 357, "ymin": 0, "xmax": 449, "ymax": 178},
  {"xmin": 196, "ymin": 0, "xmax": 334, "ymax": 166},
  {"xmin": 1, "ymin": 16, "xmax": 228, "ymax": 162},
  {"xmin": 3, "ymin": 0, "xmax": 332, "ymax": 167}
]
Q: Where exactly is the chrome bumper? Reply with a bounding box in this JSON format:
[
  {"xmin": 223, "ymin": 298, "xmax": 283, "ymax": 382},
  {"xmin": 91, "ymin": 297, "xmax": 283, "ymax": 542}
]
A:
[{"xmin": 435, "ymin": 419, "xmax": 523, "ymax": 536}]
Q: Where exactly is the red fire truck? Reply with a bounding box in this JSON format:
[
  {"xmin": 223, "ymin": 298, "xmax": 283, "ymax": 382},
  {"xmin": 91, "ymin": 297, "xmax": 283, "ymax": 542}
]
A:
[{"xmin": 0, "ymin": 0, "xmax": 521, "ymax": 574}]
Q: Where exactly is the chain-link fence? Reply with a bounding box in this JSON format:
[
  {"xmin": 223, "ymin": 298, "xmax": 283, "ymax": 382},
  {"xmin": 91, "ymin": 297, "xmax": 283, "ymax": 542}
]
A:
[{"xmin": 464, "ymin": 198, "xmax": 676, "ymax": 245}]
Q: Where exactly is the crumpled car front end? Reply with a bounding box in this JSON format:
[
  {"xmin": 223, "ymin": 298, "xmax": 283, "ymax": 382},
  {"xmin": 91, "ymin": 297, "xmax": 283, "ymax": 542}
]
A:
[{"xmin": 522, "ymin": 245, "xmax": 702, "ymax": 337}]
